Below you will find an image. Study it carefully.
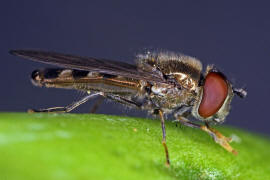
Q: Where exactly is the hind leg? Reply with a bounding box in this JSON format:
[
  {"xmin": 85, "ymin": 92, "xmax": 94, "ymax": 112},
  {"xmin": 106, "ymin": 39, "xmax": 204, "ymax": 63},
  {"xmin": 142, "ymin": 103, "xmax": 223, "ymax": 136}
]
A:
[{"xmin": 28, "ymin": 93, "xmax": 101, "ymax": 113}]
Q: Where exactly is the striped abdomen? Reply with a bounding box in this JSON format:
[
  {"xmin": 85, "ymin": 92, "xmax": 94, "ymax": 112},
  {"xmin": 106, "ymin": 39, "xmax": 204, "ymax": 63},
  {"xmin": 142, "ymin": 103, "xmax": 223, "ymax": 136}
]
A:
[{"xmin": 31, "ymin": 68, "xmax": 142, "ymax": 94}]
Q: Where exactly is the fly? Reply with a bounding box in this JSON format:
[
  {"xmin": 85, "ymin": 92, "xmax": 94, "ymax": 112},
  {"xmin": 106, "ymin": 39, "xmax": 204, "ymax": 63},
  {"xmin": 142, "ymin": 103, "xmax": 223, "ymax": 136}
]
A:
[{"xmin": 10, "ymin": 49, "xmax": 247, "ymax": 166}]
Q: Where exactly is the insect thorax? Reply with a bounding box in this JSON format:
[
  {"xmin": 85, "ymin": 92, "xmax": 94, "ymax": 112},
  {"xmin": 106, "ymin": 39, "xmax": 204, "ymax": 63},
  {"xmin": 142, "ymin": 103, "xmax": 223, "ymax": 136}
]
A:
[
  {"xmin": 137, "ymin": 51, "xmax": 202, "ymax": 90},
  {"xmin": 136, "ymin": 51, "xmax": 203, "ymax": 112}
]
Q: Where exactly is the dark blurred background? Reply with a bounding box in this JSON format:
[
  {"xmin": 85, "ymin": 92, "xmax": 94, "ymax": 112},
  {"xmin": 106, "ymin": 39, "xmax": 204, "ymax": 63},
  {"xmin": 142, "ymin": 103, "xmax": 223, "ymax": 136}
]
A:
[{"xmin": 1, "ymin": 1, "xmax": 269, "ymax": 135}]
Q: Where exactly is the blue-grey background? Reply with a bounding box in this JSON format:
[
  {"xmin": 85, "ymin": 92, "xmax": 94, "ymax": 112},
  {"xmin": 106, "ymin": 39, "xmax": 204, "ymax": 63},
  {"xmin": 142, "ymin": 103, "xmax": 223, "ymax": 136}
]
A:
[{"xmin": 1, "ymin": 1, "xmax": 269, "ymax": 135}]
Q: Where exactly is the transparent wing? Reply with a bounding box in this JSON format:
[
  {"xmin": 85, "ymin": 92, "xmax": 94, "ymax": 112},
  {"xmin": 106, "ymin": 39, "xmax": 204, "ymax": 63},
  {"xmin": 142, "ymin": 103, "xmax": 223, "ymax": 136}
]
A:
[{"xmin": 10, "ymin": 50, "xmax": 165, "ymax": 83}]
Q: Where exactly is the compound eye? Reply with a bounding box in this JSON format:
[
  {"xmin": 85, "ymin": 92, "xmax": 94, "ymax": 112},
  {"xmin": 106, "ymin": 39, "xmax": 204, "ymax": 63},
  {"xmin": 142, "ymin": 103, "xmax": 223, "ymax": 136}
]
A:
[{"xmin": 198, "ymin": 72, "xmax": 228, "ymax": 118}]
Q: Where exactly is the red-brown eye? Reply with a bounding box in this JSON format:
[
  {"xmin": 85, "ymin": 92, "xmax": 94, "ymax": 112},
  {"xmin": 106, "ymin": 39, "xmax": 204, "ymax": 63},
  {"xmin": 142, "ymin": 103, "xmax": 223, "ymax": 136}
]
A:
[{"xmin": 198, "ymin": 72, "xmax": 228, "ymax": 118}]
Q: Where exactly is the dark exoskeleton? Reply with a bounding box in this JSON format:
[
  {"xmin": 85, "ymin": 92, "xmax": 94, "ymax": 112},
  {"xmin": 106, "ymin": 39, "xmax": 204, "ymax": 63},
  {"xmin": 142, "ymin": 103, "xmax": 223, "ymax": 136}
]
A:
[{"xmin": 10, "ymin": 50, "xmax": 247, "ymax": 166}]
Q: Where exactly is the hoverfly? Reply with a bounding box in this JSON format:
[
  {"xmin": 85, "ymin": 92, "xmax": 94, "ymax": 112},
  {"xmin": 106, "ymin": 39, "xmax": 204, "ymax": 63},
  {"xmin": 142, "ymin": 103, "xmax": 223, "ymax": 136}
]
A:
[{"xmin": 10, "ymin": 49, "xmax": 247, "ymax": 166}]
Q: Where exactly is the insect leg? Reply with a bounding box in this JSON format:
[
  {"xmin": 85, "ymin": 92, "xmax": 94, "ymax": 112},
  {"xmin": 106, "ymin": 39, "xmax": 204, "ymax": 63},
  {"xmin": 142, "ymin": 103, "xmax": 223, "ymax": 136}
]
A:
[
  {"xmin": 176, "ymin": 115, "xmax": 237, "ymax": 155},
  {"xmin": 158, "ymin": 110, "xmax": 170, "ymax": 166},
  {"xmin": 90, "ymin": 96, "xmax": 104, "ymax": 113},
  {"xmin": 105, "ymin": 94, "xmax": 142, "ymax": 109},
  {"xmin": 29, "ymin": 93, "xmax": 101, "ymax": 113}
]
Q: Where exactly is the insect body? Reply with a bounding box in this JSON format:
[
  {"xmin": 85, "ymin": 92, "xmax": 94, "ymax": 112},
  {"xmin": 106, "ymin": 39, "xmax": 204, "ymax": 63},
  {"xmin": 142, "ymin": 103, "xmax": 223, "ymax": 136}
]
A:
[{"xmin": 10, "ymin": 50, "xmax": 247, "ymax": 166}]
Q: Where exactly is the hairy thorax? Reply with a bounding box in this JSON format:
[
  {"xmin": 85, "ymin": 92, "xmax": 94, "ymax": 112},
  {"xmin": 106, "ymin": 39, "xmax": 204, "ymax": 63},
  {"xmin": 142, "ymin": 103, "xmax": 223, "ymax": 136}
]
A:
[
  {"xmin": 148, "ymin": 83, "xmax": 196, "ymax": 113},
  {"xmin": 136, "ymin": 51, "xmax": 202, "ymax": 113}
]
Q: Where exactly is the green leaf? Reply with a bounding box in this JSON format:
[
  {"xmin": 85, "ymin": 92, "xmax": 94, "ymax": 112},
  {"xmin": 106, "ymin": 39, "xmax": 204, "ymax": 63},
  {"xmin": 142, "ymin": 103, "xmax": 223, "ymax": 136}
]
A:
[{"xmin": 0, "ymin": 113, "xmax": 269, "ymax": 180}]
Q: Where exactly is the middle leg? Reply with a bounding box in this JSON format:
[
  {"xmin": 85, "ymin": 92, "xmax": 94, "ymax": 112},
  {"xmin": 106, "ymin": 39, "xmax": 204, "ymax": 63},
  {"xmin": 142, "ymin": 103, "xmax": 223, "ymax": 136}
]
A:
[
  {"xmin": 90, "ymin": 96, "xmax": 104, "ymax": 113},
  {"xmin": 159, "ymin": 110, "xmax": 170, "ymax": 166}
]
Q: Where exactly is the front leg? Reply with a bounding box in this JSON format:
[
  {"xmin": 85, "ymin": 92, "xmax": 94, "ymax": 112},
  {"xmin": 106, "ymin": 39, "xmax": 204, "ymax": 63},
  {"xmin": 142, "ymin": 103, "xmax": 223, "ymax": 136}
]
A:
[{"xmin": 176, "ymin": 116, "xmax": 237, "ymax": 155}]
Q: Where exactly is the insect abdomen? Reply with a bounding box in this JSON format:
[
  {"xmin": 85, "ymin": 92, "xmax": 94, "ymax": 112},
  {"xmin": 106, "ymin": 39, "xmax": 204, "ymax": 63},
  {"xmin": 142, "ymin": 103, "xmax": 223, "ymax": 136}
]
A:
[
  {"xmin": 31, "ymin": 68, "xmax": 141, "ymax": 94},
  {"xmin": 31, "ymin": 68, "xmax": 87, "ymax": 87}
]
